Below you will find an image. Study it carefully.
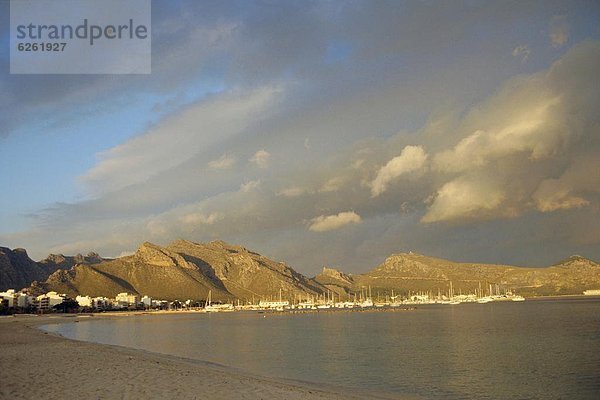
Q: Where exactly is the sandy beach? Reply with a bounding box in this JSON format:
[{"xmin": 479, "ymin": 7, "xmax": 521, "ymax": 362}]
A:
[{"xmin": 0, "ymin": 314, "xmax": 384, "ymax": 400}]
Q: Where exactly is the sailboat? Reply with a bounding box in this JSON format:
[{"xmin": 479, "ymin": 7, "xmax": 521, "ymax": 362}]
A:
[
  {"xmin": 448, "ymin": 281, "xmax": 461, "ymax": 304},
  {"xmin": 204, "ymin": 290, "xmax": 235, "ymax": 312}
]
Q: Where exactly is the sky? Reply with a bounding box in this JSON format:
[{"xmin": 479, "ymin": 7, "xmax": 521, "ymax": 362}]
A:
[{"xmin": 0, "ymin": 0, "xmax": 599, "ymax": 275}]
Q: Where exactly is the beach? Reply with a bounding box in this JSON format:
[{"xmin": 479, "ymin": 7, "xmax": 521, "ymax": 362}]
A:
[{"xmin": 0, "ymin": 314, "xmax": 373, "ymax": 400}]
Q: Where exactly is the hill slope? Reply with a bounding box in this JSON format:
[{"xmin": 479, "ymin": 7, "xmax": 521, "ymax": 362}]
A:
[
  {"xmin": 0, "ymin": 247, "xmax": 60, "ymax": 291},
  {"xmin": 314, "ymin": 252, "xmax": 600, "ymax": 297},
  {"xmin": 5, "ymin": 240, "xmax": 598, "ymax": 300},
  {"xmin": 34, "ymin": 240, "xmax": 327, "ymax": 301}
]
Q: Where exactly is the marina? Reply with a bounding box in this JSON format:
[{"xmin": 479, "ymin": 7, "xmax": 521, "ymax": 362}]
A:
[{"xmin": 193, "ymin": 283, "xmax": 527, "ymax": 314}]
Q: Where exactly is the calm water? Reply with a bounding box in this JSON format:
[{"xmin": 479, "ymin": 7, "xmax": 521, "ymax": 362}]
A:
[{"xmin": 44, "ymin": 298, "xmax": 600, "ymax": 399}]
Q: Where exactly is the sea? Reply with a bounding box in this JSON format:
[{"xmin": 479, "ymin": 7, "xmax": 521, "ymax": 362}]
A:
[{"xmin": 43, "ymin": 297, "xmax": 600, "ymax": 399}]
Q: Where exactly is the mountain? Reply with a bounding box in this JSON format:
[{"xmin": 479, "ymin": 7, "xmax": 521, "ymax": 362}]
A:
[
  {"xmin": 313, "ymin": 267, "xmax": 355, "ymax": 297},
  {"xmin": 313, "ymin": 252, "xmax": 600, "ymax": 297},
  {"xmin": 165, "ymin": 239, "xmax": 325, "ymax": 300},
  {"xmin": 4, "ymin": 240, "xmax": 598, "ymax": 300},
  {"xmin": 39, "ymin": 252, "xmax": 105, "ymax": 270},
  {"xmin": 0, "ymin": 247, "xmax": 62, "ymax": 291},
  {"xmin": 33, "ymin": 240, "xmax": 326, "ymax": 302}
]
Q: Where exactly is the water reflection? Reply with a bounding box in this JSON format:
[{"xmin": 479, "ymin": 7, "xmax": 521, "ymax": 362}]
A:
[{"xmin": 44, "ymin": 299, "xmax": 600, "ymax": 399}]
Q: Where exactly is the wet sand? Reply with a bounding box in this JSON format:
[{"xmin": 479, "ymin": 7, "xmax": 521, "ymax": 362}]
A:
[{"xmin": 0, "ymin": 314, "xmax": 388, "ymax": 400}]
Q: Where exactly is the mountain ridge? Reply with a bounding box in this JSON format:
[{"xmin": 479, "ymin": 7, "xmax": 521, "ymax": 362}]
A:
[
  {"xmin": 314, "ymin": 251, "xmax": 600, "ymax": 297},
  {"xmin": 2, "ymin": 240, "xmax": 598, "ymax": 299}
]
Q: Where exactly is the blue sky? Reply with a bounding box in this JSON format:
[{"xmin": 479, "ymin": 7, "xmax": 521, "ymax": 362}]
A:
[{"xmin": 1, "ymin": 0, "xmax": 599, "ymax": 274}]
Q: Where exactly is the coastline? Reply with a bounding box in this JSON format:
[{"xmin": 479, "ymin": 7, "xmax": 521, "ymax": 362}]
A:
[{"xmin": 0, "ymin": 314, "xmax": 404, "ymax": 400}]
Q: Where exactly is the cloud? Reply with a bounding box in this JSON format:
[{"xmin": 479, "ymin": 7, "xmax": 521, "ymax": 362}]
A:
[
  {"xmin": 249, "ymin": 150, "xmax": 271, "ymax": 168},
  {"xmin": 179, "ymin": 212, "xmax": 224, "ymax": 225},
  {"xmin": 3, "ymin": 0, "xmax": 599, "ymax": 274},
  {"xmin": 240, "ymin": 180, "xmax": 261, "ymax": 193},
  {"xmin": 371, "ymin": 145, "xmax": 428, "ymax": 197},
  {"xmin": 309, "ymin": 211, "xmax": 362, "ymax": 232},
  {"xmin": 319, "ymin": 177, "xmax": 346, "ymax": 193},
  {"xmin": 512, "ymin": 45, "xmax": 530, "ymax": 62},
  {"xmin": 433, "ymin": 94, "xmax": 564, "ymax": 173},
  {"xmin": 81, "ymin": 87, "xmax": 279, "ymax": 193},
  {"xmin": 208, "ymin": 154, "xmax": 236, "ymax": 170},
  {"xmin": 278, "ymin": 186, "xmax": 309, "ymax": 197},
  {"xmin": 532, "ymin": 155, "xmax": 600, "ymax": 212},
  {"xmin": 422, "ymin": 42, "xmax": 600, "ymax": 223},
  {"xmin": 550, "ymin": 16, "xmax": 569, "ymax": 48},
  {"xmin": 421, "ymin": 176, "xmax": 506, "ymax": 223}
]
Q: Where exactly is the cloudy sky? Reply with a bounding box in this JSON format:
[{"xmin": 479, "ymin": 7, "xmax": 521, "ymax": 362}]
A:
[{"xmin": 1, "ymin": 0, "xmax": 599, "ymax": 275}]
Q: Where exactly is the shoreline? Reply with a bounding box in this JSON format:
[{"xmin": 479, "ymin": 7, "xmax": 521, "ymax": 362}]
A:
[{"xmin": 0, "ymin": 314, "xmax": 405, "ymax": 400}]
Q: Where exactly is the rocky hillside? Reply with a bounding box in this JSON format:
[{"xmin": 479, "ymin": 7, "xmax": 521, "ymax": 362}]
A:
[
  {"xmin": 5, "ymin": 240, "xmax": 598, "ymax": 300},
  {"xmin": 33, "ymin": 240, "xmax": 326, "ymax": 302},
  {"xmin": 314, "ymin": 252, "xmax": 600, "ymax": 297},
  {"xmin": 1, "ymin": 247, "xmax": 107, "ymax": 292},
  {"xmin": 314, "ymin": 267, "xmax": 355, "ymax": 297},
  {"xmin": 38, "ymin": 252, "xmax": 105, "ymax": 270},
  {"xmin": 0, "ymin": 247, "xmax": 60, "ymax": 291},
  {"xmin": 166, "ymin": 240, "xmax": 325, "ymax": 300}
]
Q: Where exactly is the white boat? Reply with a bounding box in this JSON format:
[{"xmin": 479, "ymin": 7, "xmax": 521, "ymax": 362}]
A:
[
  {"xmin": 360, "ymin": 299, "xmax": 374, "ymax": 308},
  {"xmin": 205, "ymin": 303, "xmax": 235, "ymax": 312},
  {"xmin": 204, "ymin": 290, "xmax": 235, "ymax": 312},
  {"xmin": 583, "ymin": 289, "xmax": 600, "ymax": 296}
]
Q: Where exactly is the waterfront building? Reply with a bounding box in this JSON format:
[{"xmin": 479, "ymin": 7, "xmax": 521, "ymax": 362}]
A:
[
  {"xmin": 0, "ymin": 289, "xmax": 16, "ymax": 307},
  {"xmin": 91, "ymin": 297, "xmax": 111, "ymax": 310},
  {"xmin": 16, "ymin": 292, "xmax": 35, "ymax": 308},
  {"xmin": 142, "ymin": 295, "xmax": 152, "ymax": 307},
  {"xmin": 76, "ymin": 295, "xmax": 93, "ymax": 308},
  {"xmin": 258, "ymin": 300, "xmax": 290, "ymax": 309},
  {"xmin": 36, "ymin": 291, "xmax": 66, "ymax": 310},
  {"xmin": 115, "ymin": 292, "xmax": 140, "ymax": 308}
]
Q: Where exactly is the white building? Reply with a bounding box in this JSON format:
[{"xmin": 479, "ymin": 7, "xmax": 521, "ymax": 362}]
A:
[
  {"xmin": 258, "ymin": 300, "xmax": 290, "ymax": 309},
  {"xmin": 16, "ymin": 292, "xmax": 34, "ymax": 308},
  {"xmin": 0, "ymin": 289, "xmax": 16, "ymax": 307},
  {"xmin": 92, "ymin": 297, "xmax": 111, "ymax": 310},
  {"xmin": 36, "ymin": 291, "xmax": 66, "ymax": 310},
  {"xmin": 141, "ymin": 295, "xmax": 152, "ymax": 307},
  {"xmin": 115, "ymin": 292, "xmax": 139, "ymax": 308},
  {"xmin": 76, "ymin": 295, "xmax": 93, "ymax": 308},
  {"xmin": 0, "ymin": 290, "xmax": 36, "ymax": 309}
]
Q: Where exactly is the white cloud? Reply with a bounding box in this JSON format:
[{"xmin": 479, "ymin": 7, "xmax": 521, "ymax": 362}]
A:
[
  {"xmin": 534, "ymin": 187, "xmax": 589, "ymax": 212},
  {"xmin": 433, "ymin": 95, "xmax": 563, "ymax": 173},
  {"xmin": 309, "ymin": 211, "xmax": 362, "ymax": 232},
  {"xmin": 278, "ymin": 186, "xmax": 309, "ymax": 197},
  {"xmin": 240, "ymin": 180, "xmax": 261, "ymax": 192},
  {"xmin": 371, "ymin": 145, "xmax": 428, "ymax": 197},
  {"xmin": 352, "ymin": 159, "xmax": 365, "ymax": 169},
  {"xmin": 422, "ymin": 176, "xmax": 506, "ymax": 223},
  {"xmin": 179, "ymin": 212, "xmax": 224, "ymax": 225},
  {"xmin": 81, "ymin": 87, "xmax": 280, "ymax": 193},
  {"xmin": 532, "ymin": 156, "xmax": 599, "ymax": 212},
  {"xmin": 512, "ymin": 45, "xmax": 530, "ymax": 62},
  {"xmin": 249, "ymin": 149, "xmax": 271, "ymax": 168},
  {"xmin": 208, "ymin": 153, "xmax": 236, "ymax": 170},
  {"xmin": 319, "ymin": 176, "xmax": 345, "ymax": 193}
]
